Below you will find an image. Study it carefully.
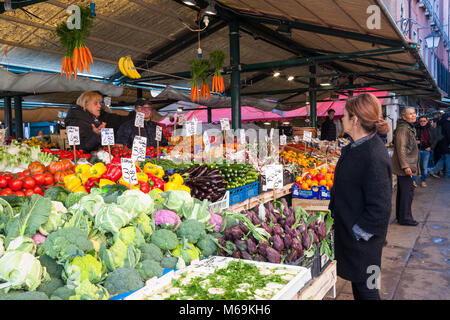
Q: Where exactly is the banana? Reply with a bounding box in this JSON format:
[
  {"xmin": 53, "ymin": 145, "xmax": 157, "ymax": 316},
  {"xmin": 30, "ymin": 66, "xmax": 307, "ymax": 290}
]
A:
[
  {"xmin": 126, "ymin": 56, "xmax": 141, "ymax": 79},
  {"xmin": 123, "ymin": 56, "xmax": 135, "ymax": 79},
  {"xmin": 118, "ymin": 57, "xmax": 128, "ymax": 77}
]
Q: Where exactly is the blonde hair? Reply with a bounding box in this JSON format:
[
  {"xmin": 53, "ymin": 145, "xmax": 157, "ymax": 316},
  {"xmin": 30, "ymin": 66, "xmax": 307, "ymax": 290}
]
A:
[
  {"xmin": 76, "ymin": 91, "xmax": 102, "ymax": 110},
  {"xmin": 345, "ymin": 93, "xmax": 390, "ymax": 135}
]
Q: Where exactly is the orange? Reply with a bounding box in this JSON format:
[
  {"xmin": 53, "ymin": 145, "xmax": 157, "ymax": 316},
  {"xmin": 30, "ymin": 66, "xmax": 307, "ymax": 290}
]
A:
[
  {"xmin": 306, "ymin": 179, "xmax": 313, "ymax": 186},
  {"xmin": 301, "ymin": 182, "xmax": 310, "ymax": 190},
  {"xmin": 320, "ymin": 168, "xmax": 328, "ymax": 175},
  {"xmin": 325, "ymin": 173, "xmax": 334, "ymax": 181},
  {"xmin": 326, "ymin": 180, "xmax": 333, "ymax": 188},
  {"xmin": 311, "ymin": 180, "xmax": 319, "ymax": 187},
  {"xmin": 319, "ymin": 179, "xmax": 327, "ymax": 186}
]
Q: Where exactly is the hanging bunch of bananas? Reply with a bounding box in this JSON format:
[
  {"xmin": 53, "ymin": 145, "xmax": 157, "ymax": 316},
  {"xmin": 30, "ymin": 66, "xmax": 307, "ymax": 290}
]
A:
[{"xmin": 118, "ymin": 56, "xmax": 141, "ymax": 79}]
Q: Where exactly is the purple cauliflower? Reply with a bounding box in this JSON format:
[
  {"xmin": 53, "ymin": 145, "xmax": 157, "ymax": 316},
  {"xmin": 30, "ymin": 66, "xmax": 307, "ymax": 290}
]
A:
[
  {"xmin": 154, "ymin": 210, "xmax": 181, "ymax": 227},
  {"xmin": 208, "ymin": 210, "xmax": 222, "ymax": 232},
  {"xmin": 31, "ymin": 232, "xmax": 47, "ymax": 247}
]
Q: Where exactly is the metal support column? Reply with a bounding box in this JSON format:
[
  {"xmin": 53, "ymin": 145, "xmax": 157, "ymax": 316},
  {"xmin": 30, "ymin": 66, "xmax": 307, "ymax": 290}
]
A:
[
  {"xmin": 207, "ymin": 107, "xmax": 212, "ymax": 123},
  {"xmin": 348, "ymin": 75, "xmax": 354, "ymax": 97},
  {"xmin": 13, "ymin": 96, "xmax": 23, "ymax": 139},
  {"xmin": 4, "ymin": 96, "xmax": 13, "ymax": 137},
  {"xmin": 229, "ymin": 19, "xmax": 242, "ymax": 129},
  {"xmin": 137, "ymin": 88, "xmax": 143, "ymax": 99},
  {"xmin": 309, "ymin": 65, "xmax": 317, "ymax": 132}
]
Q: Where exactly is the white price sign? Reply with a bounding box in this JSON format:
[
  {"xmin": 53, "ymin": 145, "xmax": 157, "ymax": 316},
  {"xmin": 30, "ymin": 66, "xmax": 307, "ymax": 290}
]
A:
[
  {"xmin": 203, "ymin": 132, "xmax": 210, "ymax": 151},
  {"xmin": 264, "ymin": 164, "xmax": 283, "ymax": 190},
  {"xmin": 66, "ymin": 126, "xmax": 80, "ymax": 146},
  {"xmin": 294, "ymin": 135, "xmax": 300, "ymax": 143},
  {"xmin": 303, "ymin": 131, "xmax": 312, "ymax": 142},
  {"xmin": 135, "ymin": 112, "xmax": 145, "ymax": 128},
  {"xmin": 239, "ymin": 129, "xmax": 246, "ymax": 144},
  {"xmin": 280, "ymin": 135, "xmax": 287, "ymax": 146},
  {"xmin": 269, "ymin": 128, "xmax": 274, "ymax": 140},
  {"xmin": 101, "ymin": 128, "xmax": 115, "ymax": 146},
  {"xmin": 185, "ymin": 121, "xmax": 197, "ymax": 137},
  {"xmin": 104, "ymin": 96, "xmax": 111, "ymax": 107},
  {"xmin": 121, "ymin": 158, "xmax": 138, "ymax": 185},
  {"xmin": 220, "ymin": 118, "xmax": 230, "ymax": 131},
  {"xmin": 131, "ymin": 135, "xmax": 147, "ymax": 162},
  {"xmin": 155, "ymin": 126, "xmax": 162, "ymax": 142}
]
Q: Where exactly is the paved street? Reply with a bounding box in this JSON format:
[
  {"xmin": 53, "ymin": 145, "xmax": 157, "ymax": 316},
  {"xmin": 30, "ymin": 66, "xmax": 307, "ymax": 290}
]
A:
[{"xmin": 332, "ymin": 177, "xmax": 450, "ymax": 300}]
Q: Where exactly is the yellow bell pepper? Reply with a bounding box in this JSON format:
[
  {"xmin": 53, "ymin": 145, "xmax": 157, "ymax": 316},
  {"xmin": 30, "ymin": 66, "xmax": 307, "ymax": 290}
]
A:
[
  {"xmin": 136, "ymin": 172, "xmax": 148, "ymax": 183},
  {"xmin": 163, "ymin": 181, "xmax": 178, "ymax": 192},
  {"xmin": 143, "ymin": 163, "xmax": 158, "ymax": 176},
  {"xmin": 72, "ymin": 185, "xmax": 88, "ymax": 193},
  {"xmin": 118, "ymin": 177, "xmax": 130, "ymax": 188},
  {"xmin": 90, "ymin": 163, "xmax": 107, "ymax": 179},
  {"xmin": 99, "ymin": 179, "xmax": 116, "ymax": 188},
  {"xmin": 154, "ymin": 167, "xmax": 165, "ymax": 179},
  {"xmin": 65, "ymin": 175, "xmax": 82, "ymax": 192},
  {"xmin": 75, "ymin": 163, "xmax": 91, "ymax": 176},
  {"xmin": 152, "ymin": 188, "xmax": 163, "ymax": 193},
  {"xmin": 177, "ymin": 185, "xmax": 191, "ymax": 194},
  {"xmin": 169, "ymin": 173, "xmax": 184, "ymax": 185},
  {"xmin": 63, "ymin": 174, "xmax": 76, "ymax": 185}
]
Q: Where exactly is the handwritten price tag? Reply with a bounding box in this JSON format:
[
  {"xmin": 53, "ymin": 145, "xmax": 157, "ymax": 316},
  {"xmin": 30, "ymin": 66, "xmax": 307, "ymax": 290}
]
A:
[
  {"xmin": 303, "ymin": 131, "xmax": 312, "ymax": 142},
  {"xmin": 135, "ymin": 112, "xmax": 145, "ymax": 128},
  {"xmin": 264, "ymin": 164, "xmax": 283, "ymax": 190},
  {"xmin": 104, "ymin": 96, "xmax": 111, "ymax": 107},
  {"xmin": 178, "ymin": 115, "xmax": 187, "ymax": 126},
  {"xmin": 66, "ymin": 126, "xmax": 80, "ymax": 146},
  {"xmin": 220, "ymin": 118, "xmax": 230, "ymax": 131},
  {"xmin": 155, "ymin": 126, "xmax": 162, "ymax": 141},
  {"xmin": 280, "ymin": 135, "xmax": 287, "ymax": 146},
  {"xmin": 185, "ymin": 121, "xmax": 196, "ymax": 137},
  {"xmin": 101, "ymin": 128, "xmax": 115, "ymax": 146},
  {"xmin": 121, "ymin": 158, "xmax": 138, "ymax": 185},
  {"xmin": 131, "ymin": 135, "xmax": 147, "ymax": 162}
]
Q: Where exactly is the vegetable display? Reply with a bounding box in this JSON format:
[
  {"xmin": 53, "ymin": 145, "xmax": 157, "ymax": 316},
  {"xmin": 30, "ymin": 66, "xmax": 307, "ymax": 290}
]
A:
[
  {"xmin": 209, "ymin": 162, "xmax": 259, "ymax": 189},
  {"xmin": 179, "ymin": 164, "xmax": 227, "ymax": 202}
]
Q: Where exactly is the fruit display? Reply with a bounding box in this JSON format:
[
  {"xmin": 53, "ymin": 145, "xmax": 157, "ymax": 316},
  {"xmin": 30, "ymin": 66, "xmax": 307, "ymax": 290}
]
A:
[
  {"xmin": 279, "ymin": 149, "xmax": 323, "ymax": 169},
  {"xmin": 218, "ymin": 198, "xmax": 334, "ymax": 266},
  {"xmin": 42, "ymin": 148, "xmax": 91, "ymax": 161},
  {"xmin": 178, "ymin": 164, "xmax": 227, "ymax": 202},
  {"xmin": 118, "ymin": 55, "xmax": 141, "ymax": 79},
  {"xmin": 22, "ymin": 137, "xmax": 57, "ymax": 149},
  {"xmin": 209, "ymin": 163, "xmax": 259, "ymax": 190},
  {"xmin": 296, "ymin": 166, "xmax": 335, "ymax": 191}
]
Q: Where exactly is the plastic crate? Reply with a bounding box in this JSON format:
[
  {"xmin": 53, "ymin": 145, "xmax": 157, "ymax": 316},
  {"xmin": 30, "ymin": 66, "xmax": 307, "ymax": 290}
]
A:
[
  {"xmin": 228, "ymin": 185, "xmax": 247, "ymax": 206},
  {"xmin": 210, "ymin": 191, "xmax": 229, "ymax": 211},
  {"xmin": 245, "ymin": 181, "xmax": 259, "ymax": 199}
]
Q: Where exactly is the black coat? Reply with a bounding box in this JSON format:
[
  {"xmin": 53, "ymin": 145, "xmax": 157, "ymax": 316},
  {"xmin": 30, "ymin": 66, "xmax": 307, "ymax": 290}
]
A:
[
  {"xmin": 329, "ymin": 134, "xmax": 392, "ymax": 283},
  {"xmin": 64, "ymin": 106, "xmax": 135, "ymax": 152},
  {"xmin": 116, "ymin": 119, "xmax": 168, "ymax": 149},
  {"xmin": 320, "ymin": 118, "xmax": 337, "ymax": 141},
  {"xmin": 415, "ymin": 123, "xmax": 437, "ymax": 150}
]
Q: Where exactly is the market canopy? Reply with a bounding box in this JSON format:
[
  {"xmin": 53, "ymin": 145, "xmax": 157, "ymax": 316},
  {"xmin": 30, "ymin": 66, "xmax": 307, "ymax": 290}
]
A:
[{"xmin": 0, "ymin": 0, "xmax": 444, "ymax": 111}]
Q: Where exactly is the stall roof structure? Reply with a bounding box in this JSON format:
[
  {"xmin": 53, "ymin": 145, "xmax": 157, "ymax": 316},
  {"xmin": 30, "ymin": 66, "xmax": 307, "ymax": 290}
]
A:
[{"xmin": 0, "ymin": 0, "xmax": 444, "ymax": 112}]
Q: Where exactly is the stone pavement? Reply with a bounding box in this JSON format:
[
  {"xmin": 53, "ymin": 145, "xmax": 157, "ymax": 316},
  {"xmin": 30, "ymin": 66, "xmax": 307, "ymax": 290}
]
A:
[{"xmin": 331, "ymin": 177, "xmax": 450, "ymax": 300}]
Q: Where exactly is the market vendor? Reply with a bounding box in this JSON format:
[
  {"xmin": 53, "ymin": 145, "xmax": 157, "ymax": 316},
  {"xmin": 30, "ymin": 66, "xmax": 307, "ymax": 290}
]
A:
[
  {"xmin": 116, "ymin": 98, "xmax": 168, "ymax": 149},
  {"xmin": 64, "ymin": 91, "xmax": 134, "ymax": 152}
]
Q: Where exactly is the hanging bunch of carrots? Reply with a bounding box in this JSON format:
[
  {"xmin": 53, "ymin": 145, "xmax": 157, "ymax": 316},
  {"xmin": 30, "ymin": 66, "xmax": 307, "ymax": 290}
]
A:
[
  {"xmin": 210, "ymin": 50, "xmax": 226, "ymax": 93},
  {"xmin": 56, "ymin": 6, "xmax": 94, "ymax": 79},
  {"xmin": 189, "ymin": 58, "xmax": 210, "ymax": 103}
]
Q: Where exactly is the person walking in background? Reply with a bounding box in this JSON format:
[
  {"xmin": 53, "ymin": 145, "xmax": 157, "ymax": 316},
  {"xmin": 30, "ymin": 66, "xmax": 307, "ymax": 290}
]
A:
[
  {"xmin": 330, "ymin": 93, "xmax": 392, "ymax": 300},
  {"xmin": 320, "ymin": 109, "xmax": 337, "ymax": 141},
  {"xmin": 391, "ymin": 107, "xmax": 419, "ymax": 226},
  {"xmin": 430, "ymin": 112, "xmax": 450, "ymax": 179},
  {"xmin": 414, "ymin": 116, "xmax": 437, "ymax": 187}
]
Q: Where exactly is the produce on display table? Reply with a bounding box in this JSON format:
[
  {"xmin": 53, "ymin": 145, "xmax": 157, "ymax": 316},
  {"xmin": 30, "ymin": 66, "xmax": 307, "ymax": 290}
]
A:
[
  {"xmin": 42, "ymin": 148, "xmax": 91, "ymax": 161},
  {"xmin": 209, "ymin": 163, "xmax": 259, "ymax": 190},
  {"xmin": 296, "ymin": 167, "xmax": 335, "ymax": 191},
  {"xmin": 280, "ymin": 149, "xmax": 323, "ymax": 169},
  {"xmin": 0, "ymin": 141, "xmax": 58, "ymax": 173},
  {"xmin": 22, "ymin": 137, "xmax": 57, "ymax": 149}
]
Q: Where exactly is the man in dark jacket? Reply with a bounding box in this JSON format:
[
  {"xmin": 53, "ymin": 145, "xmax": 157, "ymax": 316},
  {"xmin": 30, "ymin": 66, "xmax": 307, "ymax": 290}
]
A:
[
  {"xmin": 414, "ymin": 116, "xmax": 437, "ymax": 187},
  {"xmin": 391, "ymin": 107, "xmax": 419, "ymax": 226},
  {"xmin": 430, "ymin": 112, "xmax": 450, "ymax": 178},
  {"xmin": 116, "ymin": 98, "xmax": 168, "ymax": 149},
  {"xmin": 320, "ymin": 109, "xmax": 337, "ymax": 141}
]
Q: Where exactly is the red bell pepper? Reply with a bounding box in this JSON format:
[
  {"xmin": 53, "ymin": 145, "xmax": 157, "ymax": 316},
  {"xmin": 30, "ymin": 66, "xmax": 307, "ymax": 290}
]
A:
[
  {"xmin": 148, "ymin": 175, "xmax": 165, "ymax": 190},
  {"xmin": 85, "ymin": 177, "xmax": 99, "ymax": 193},
  {"xmin": 111, "ymin": 157, "xmax": 121, "ymax": 165},
  {"xmin": 138, "ymin": 181, "xmax": 150, "ymax": 193},
  {"xmin": 102, "ymin": 163, "xmax": 122, "ymax": 182}
]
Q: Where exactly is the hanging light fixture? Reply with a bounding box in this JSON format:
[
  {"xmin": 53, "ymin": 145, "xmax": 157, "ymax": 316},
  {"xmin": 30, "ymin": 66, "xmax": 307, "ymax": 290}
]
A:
[
  {"xmin": 287, "ymin": 76, "xmax": 294, "ymax": 81},
  {"xmin": 425, "ymin": 32, "xmax": 441, "ymax": 49},
  {"xmin": 273, "ymin": 71, "xmax": 281, "ymax": 77},
  {"xmin": 182, "ymin": 0, "xmax": 196, "ymax": 6},
  {"xmin": 204, "ymin": 0, "xmax": 217, "ymax": 15},
  {"xmin": 276, "ymin": 23, "xmax": 291, "ymax": 36},
  {"xmin": 177, "ymin": 107, "xmax": 183, "ymax": 112}
]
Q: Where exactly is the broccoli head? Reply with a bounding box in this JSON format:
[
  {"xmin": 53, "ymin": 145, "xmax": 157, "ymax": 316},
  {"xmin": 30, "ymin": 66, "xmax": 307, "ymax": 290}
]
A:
[
  {"xmin": 51, "ymin": 286, "xmax": 76, "ymax": 300},
  {"xmin": 136, "ymin": 260, "xmax": 163, "ymax": 280},
  {"xmin": 139, "ymin": 243, "xmax": 163, "ymax": 262},
  {"xmin": 37, "ymin": 278, "xmax": 65, "ymax": 297},
  {"xmin": 103, "ymin": 268, "xmax": 144, "ymax": 296},
  {"xmin": 176, "ymin": 219, "xmax": 206, "ymax": 244},
  {"xmin": 38, "ymin": 254, "xmax": 63, "ymax": 279},
  {"xmin": 197, "ymin": 235, "xmax": 218, "ymax": 258},
  {"xmin": 160, "ymin": 255, "xmax": 178, "ymax": 269},
  {"xmin": 0, "ymin": 290, "xmax": 25, "ymax": 300},
  {"xmin": 150, "ymin": 229, "xmax": 179, "ymax": 251},
  {"xmin": 11, "ymin": 291, "xmax": 49, "ymax": 300}
]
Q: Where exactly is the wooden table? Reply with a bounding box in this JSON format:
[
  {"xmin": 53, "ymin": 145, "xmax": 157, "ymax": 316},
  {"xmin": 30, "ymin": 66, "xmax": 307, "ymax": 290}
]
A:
[{"xmin": 294, "ymin": 260, "xmax": 337, "ymax": 300}]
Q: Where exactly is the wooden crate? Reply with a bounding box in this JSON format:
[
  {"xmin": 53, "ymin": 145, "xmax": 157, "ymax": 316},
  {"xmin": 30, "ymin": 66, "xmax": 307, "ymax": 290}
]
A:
[
  {"xmin": 292, "ymin": 126, "xmax": 316, "ymax": 138},
  {"xmin": 274, "ymin": 183, "xmax": 293, "ymax": 199},
  {"xmin": 292, "ymin": 198, "xmax": 330, "ymax": 212},
  {"xmin": 294, "ymin": 260, "xmax": 337, "ymax": 300},
  {"xmin": 230, "ymin": 199, "xmax": 249, "ymax": 213}
]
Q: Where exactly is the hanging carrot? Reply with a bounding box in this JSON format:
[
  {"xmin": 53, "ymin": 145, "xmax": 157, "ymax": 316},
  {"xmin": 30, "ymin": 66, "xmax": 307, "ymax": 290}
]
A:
[{"xmin": 210, "ymin": 50, "xmax": 226, "ymax": 93}]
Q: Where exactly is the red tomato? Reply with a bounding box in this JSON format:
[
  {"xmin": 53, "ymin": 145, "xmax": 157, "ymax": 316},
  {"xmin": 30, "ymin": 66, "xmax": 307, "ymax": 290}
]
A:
[
  {"xmin": 0, "ymin": 176, "xmax": 7, "ymax": 188},
  {"xmin": 32, "ymin": 174, "xmax": 45, "ymax": 186},
  {"xmin": 3, "ymin": 174, "xmax": 12, "ymax": 182},
  {"xmin": 24, "ymin": 189, "xmax": 34, "ymax": 197},
  {"xmin": 23, "ymin": 169, "xmax": 31, "ymax": 176},
  {"xmin": 23, "ymin": 177, "xmax": 36, "ymax": 189},
  {"xmin": 33, "ymin": 186, "xmax": 44, "ymax": 196},
  {"xmin": 0, "ymin": 188, "xmax": 13, "ymax": 196},
  {"xmin": 14, "ymin": 191, "xmax": 25, "ymax": 197},
  {"xmin": 8, "ymin": 179, "xmax": 23, "ymax": 191},
  {"xmin": 17, "ymin": 172, "xmax": 25, "ymax": 179},
  {"xmin": 43, "ymin": 174, "xmax": 54, "ymax": 186}
]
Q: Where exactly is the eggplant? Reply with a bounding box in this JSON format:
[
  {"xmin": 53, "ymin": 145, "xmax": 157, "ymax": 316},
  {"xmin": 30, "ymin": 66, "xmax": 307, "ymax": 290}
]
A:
[
  {"xmin": 217, "ymin": 237, "xmax": 226, "ymax": 247},
  {"xmin": 240, "ymin": 250, "xmax": 252, "ymax": 260},
  {"xmin": 297, "ymin": 221, "xmax": 307, "ymax": 234},
  {"xmin": 253, "ymin": 254, "xmax": 266, "ymax": 262},
  {"xmin": 285, "ymin": 214, "xmax": 295, "ymax": 227},
  {"xmin": 279, "ymin": 219, "xmax": 286, "ymax": 226},
  {"xmin": 265, "ymin": 247, "xmax": 282, "ymax": 264},
  {"xmin": 234, "ymin": 239, "xmax": 248, "ymax": 252},
  {"xmin": 272, "ymin": 234, "xmax": 284, "ymax": 251},
  {"xmin": 317, "ymin": 221, "xmax": 327, "ymax": 241},
  {"xmin": 232, "ymin": 250, "xmax": 241, "ymax": 259},
  {"xmin": 283, "ymin": 234, "xmax": 293, "ymax": 249},
  {"xmin": 239, "ymin": 222, "xmax": 250, "ymax": 234},
  {"xmin": 224, "ymin": 227, "xmax": 234, "ymax": 241},
  {"xmin": 272, "ymin": 225, "xmax": 283, "ymax": 236},
  {"xmin": 258, "ymin": 241, "xmax": 269, "ymax": 257},
  {"xmin": 246, "ymin": 238, "xmax": 257, "ymax": 254},
  {"xmin": 291, "ymin": 238, "xmax": 303, "ymax": 258},
  {"xmin": 310, "ymin": 229, "xmax": 319, "ymax": 244},
  {"xmin": 261, "ymin": 223, "xmax": 271, "ymax": 235},
  {"xmin": 206, "ymin": 169, "xmax": 221, "ymax": 176},
  {"xmin": 228, "ymin": 225, "xmax": 243, "ymax": 240},
  {"xmin": 302, "ymin": 232, "xmax": 312, "ymax": 250}
]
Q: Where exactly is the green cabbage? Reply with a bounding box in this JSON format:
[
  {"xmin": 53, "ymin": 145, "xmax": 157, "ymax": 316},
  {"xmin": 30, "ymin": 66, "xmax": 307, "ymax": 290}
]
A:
[
  {"xmin": 162, "ymin": 190, "xmax": 194, "ymax": 212},
  {"xmin": 98, "ymin": 238, "xmax": 141, "ymax": 272},
  {"xmin": 117, "ymin": 190, "xmax": 155, "ymax": 218},
  {"xmin": 6, "ymin": 236, "xmax": 36, "ymax": 255},
  {"xmin": 70, "ymin": 194, "xmax": 104, "ymax": 220},
  {"xmin": 38, "ymin": 201, "xmax": 67, "ymax": 236},
  {"xmin": 0, "ymin": 251, "xmax": 50, "ymax": 292},
  {"xmin": 94, "ymin": 204, "xmax": 134, "ymax": 234}
]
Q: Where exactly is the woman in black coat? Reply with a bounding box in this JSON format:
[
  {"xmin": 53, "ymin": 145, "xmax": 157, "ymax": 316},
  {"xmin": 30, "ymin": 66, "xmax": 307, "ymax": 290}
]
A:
[{"xmin": 329, "ymin": 93, "xmax": 392, "ymax": 300}]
